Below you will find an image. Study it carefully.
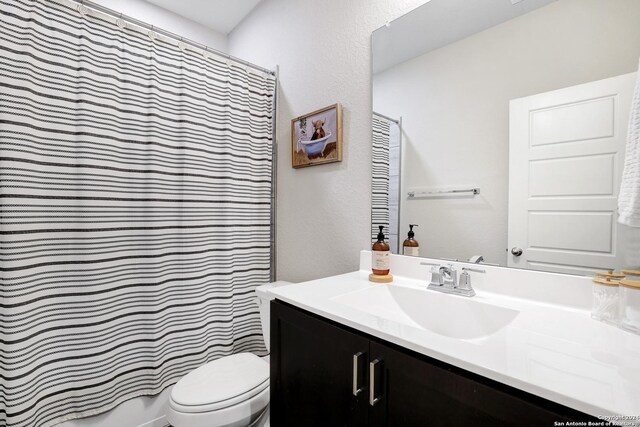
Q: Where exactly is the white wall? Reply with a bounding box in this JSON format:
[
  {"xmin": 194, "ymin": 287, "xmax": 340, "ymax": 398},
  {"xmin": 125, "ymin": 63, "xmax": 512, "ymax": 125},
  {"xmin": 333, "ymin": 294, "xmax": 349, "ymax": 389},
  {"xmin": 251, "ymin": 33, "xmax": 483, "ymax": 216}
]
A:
[
  {"xmin": 229, "ymin": 0, "xmax": 428, "ymax": 283},
  {"xmin": 94, "ymin": 0, "xmax": 228, "ymax": 52},
  {"xmin": 374, "ymin": 0, "xmax": 640, "ymax": 265}
]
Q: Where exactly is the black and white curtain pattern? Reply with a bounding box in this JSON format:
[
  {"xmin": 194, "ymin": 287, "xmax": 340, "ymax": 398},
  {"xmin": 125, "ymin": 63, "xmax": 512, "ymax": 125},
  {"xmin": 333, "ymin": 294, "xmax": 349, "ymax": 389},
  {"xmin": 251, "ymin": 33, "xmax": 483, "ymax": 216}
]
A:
[
  {"xmin": 371, "ymin": 113, "xmax": 391, "ymax": 242},
  {"xmin": 0, "ymin": 0, "xmax": 276, "ymax": 426}
]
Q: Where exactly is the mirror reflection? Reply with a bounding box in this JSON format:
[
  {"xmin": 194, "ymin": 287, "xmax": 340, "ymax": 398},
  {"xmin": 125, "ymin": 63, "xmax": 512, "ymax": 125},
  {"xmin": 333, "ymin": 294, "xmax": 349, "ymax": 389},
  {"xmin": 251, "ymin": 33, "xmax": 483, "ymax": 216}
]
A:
[
  {"xmin": 372, "ymin": 113, "xmax": 402, "ymax": 252},
  {"xmin": 371, "ymin": 0, "xmax": 640, "ymax": 275}
]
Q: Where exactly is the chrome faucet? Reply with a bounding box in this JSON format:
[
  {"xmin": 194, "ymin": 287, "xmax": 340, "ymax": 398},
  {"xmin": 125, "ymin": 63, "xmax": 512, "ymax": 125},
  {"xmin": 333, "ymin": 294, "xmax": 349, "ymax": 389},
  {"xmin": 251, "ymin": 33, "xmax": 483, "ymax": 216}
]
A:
[
  {"xmin": 421, "ymin": 262, "xmax": 485, "ymax": 297},
  {"xmin": 440, "ymin": 264, "xmax": 457, "ymax": 288},
  {"xmin": 468, "ymin": 255, "xmax": 484, "ymax": 264}
]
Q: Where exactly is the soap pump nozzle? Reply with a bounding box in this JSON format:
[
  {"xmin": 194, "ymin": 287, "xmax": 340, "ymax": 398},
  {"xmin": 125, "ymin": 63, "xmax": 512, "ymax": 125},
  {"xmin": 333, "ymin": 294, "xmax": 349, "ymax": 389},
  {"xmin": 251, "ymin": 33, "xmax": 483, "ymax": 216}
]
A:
[
  {"xmin": 377, "ymin": 225, "xmax": 385, "ymax": 242},
  {"xmin": 408, "ymin": 224, "xmax": 418, "ymax": 239}
]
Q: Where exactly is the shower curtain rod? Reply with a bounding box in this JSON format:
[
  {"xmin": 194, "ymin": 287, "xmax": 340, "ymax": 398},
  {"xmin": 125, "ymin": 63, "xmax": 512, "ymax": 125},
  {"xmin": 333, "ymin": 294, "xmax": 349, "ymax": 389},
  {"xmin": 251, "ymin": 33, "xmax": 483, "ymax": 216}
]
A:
[
  {"xmin": 373, "ymin": 111, "xmax": 400, "ymax": 124},
  {"xmin": 68, "ymin": 0, "xmax": 276, "ymax": 76}
]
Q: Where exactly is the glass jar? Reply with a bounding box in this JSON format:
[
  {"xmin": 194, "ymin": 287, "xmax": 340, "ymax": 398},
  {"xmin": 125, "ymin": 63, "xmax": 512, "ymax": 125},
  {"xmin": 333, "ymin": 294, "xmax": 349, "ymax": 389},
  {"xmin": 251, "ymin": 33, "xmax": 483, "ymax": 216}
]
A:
[
  {"xmin": 591, "ymin": 278, "xmax": 619, "ymax": 325},
  {"xmin": 619, "ymin": 279, "xmax": 640, "ymax": 335}
]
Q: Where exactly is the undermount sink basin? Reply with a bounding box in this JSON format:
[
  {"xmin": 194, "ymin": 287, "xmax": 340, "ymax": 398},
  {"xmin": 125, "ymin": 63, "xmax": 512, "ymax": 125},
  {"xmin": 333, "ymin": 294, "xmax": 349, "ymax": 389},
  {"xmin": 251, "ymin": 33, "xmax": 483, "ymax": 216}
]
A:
[{"xmin": 331, "ymin": 284, "xmax": 519, "ymax": 340}]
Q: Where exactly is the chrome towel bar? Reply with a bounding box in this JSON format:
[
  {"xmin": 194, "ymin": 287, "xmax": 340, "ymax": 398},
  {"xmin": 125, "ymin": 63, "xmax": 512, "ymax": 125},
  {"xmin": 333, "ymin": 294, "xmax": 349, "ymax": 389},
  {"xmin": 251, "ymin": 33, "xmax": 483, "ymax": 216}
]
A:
[{"xmin": 407, "ymin": 188, "xmax": 480, "ymax": 198}]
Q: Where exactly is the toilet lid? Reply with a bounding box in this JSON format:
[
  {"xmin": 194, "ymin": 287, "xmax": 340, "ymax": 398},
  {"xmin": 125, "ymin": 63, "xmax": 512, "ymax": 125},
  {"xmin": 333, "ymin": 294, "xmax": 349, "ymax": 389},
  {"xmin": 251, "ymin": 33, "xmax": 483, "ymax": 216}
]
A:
[{"xmin": 171, "ymin": 353, "xmax": 269, "ymax": 407}]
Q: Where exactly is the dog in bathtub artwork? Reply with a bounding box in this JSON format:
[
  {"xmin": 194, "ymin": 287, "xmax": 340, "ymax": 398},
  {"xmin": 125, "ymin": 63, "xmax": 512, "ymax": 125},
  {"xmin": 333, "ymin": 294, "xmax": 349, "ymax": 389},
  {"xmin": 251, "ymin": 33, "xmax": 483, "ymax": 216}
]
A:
[{"xmin": 291, "ymin": 103, "xmax": 342, "ymax": 168}]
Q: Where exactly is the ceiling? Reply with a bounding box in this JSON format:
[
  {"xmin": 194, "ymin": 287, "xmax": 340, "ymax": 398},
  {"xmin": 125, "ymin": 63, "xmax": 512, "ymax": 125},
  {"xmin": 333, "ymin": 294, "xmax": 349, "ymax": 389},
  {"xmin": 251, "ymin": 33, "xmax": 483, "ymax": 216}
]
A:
[
  {"xmin": 373, "ymin": 0, "xmax": 557, "ymax": 74},
  {"xmin": 145, "ymin": 0, "xmax": 262, "ymax": 35}
]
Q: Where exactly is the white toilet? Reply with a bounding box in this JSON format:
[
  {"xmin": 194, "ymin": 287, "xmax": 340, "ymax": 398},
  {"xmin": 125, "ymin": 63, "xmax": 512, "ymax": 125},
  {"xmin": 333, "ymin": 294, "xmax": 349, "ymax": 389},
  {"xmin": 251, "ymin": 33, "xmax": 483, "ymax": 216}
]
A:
[{"xmin": 166, "ymin": 281, "xmax": 292, "ymax": 427}]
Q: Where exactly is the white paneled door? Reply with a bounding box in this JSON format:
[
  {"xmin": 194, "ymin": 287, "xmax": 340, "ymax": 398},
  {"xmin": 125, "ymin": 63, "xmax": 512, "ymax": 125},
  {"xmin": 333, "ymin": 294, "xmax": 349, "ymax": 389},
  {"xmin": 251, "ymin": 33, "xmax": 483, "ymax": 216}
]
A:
[{"xmin": 508, "ymin": 73, "xmax": 636, "ymax": 275}]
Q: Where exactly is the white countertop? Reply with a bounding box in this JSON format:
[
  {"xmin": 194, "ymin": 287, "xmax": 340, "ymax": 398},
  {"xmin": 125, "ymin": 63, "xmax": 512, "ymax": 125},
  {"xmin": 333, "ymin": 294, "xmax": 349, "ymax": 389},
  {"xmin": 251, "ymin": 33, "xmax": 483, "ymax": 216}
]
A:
[{"xmin": 270, "ymin": 253, "xmax": 640, "ymax": 418}]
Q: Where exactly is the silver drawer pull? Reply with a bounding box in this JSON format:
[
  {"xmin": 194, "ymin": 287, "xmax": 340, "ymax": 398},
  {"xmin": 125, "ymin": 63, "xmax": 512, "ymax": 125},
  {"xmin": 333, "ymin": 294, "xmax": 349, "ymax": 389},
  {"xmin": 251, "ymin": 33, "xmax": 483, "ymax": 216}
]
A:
[
  {"xmin": 352, "ymin": 352, "xmax": 365, "ymax": 396},
  {"xmin": 369, "ymin": 358, "xmax": 383, "ymax": 406}
]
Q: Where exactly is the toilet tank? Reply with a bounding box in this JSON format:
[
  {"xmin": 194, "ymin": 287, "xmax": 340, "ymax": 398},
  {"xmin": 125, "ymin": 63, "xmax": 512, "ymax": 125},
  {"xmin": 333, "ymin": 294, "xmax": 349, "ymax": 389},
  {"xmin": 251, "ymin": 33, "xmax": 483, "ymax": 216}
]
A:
[{"xmin": 255, "ymin": 281, "xmax": 292, "ymax": 352}]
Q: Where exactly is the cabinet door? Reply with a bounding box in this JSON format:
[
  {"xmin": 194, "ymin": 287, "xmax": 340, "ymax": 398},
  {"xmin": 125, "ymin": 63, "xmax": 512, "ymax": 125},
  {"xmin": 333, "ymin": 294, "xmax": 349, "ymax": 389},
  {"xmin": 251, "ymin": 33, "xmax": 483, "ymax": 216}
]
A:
[
  {"xmin": 270, "ymin": 301, "xmax": 369, "ymax": 427},
  {"xmin": 368, "ymin": 340, "xmax": 593, "ymax": 427}
]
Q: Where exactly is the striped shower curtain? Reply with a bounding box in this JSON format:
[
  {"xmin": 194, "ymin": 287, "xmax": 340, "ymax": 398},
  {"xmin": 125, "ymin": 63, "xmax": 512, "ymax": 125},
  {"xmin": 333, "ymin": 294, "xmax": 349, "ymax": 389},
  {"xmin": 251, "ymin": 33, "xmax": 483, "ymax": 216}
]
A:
[
  {"xmin": 371, "ymin": 114, "xmax": 391, "ymax": 242},
  {"xmin": 0, "ymin": 1, "xmax": 276, "ymax": 426}
]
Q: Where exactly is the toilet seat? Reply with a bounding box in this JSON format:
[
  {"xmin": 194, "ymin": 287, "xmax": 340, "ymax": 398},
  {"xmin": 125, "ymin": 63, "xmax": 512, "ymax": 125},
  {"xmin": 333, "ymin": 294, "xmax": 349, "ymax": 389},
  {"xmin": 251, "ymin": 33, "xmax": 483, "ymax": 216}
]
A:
[
  {"xmin": 170, "ymin": 377, "xmax": 268, "ymax": 413},
  {"xmin": 167, "ymin": 353, "xmax": 270, "ymax": 427},
  {"xmin": 168, "ymin": 384, "xmax": 269, "ymax": 427}
]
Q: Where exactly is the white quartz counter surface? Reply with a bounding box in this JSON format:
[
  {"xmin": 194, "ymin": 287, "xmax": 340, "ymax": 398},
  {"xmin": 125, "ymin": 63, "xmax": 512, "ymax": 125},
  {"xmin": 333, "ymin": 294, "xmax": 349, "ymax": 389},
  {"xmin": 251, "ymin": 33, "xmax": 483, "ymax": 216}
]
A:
[{"xmin": 269, "ymin": 269, "xmax": 640, "ymax": 418}]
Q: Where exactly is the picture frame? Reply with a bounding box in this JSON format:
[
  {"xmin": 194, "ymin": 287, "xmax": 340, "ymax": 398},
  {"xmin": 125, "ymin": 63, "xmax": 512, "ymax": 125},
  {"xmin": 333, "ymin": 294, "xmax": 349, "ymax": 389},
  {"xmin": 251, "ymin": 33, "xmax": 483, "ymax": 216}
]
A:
[{"xmin": 291, "ymin": 103, "xmax": 343, "ymax": 168}]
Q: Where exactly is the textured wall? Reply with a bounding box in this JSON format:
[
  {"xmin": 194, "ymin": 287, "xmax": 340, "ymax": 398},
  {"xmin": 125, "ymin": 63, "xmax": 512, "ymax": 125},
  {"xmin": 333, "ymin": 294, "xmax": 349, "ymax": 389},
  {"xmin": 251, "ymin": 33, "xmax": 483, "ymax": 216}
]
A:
[{"xmin": 229, "ymin": 0, "xmax": 427, "ymax": 282}]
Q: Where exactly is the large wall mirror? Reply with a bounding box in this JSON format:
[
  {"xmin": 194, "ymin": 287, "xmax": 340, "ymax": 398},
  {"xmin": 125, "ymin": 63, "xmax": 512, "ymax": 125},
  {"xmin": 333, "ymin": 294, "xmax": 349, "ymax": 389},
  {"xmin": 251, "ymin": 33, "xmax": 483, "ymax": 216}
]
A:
[{"xmin": 371, "ymin": 0, "xmax": 640, "ymax": 275}]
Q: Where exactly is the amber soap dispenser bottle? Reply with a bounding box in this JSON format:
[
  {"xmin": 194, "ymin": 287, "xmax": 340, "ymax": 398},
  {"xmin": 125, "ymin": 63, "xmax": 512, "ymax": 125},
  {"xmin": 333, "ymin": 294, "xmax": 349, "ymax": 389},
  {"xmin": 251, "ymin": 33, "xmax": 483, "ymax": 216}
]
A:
[
  {"xmin": 402, "ymin": 224, "xmax": 419, "ymax": 257},
  {"xmin": 372, "ymin": 225, "xmax": 390, "ymax": 276}
]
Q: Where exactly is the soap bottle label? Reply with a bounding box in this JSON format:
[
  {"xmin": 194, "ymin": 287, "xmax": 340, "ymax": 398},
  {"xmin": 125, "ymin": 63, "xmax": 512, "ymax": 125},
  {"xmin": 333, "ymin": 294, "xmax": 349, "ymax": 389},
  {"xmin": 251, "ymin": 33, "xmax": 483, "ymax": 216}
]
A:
[
  {"xmin": 403, "ymin": 246, "xmax": 420, "ymax": 257},
  {"xmin": 372, "ymin": 251, "xmax": 390, "ymax": 271}
]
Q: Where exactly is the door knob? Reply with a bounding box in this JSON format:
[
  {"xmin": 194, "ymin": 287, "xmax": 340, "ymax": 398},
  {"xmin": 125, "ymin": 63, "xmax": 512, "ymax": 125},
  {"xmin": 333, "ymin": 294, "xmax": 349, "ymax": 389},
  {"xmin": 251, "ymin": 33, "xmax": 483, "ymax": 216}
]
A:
[{"xmin": 511, "ymin": 247, "xmax": 523, "ymax": 257}]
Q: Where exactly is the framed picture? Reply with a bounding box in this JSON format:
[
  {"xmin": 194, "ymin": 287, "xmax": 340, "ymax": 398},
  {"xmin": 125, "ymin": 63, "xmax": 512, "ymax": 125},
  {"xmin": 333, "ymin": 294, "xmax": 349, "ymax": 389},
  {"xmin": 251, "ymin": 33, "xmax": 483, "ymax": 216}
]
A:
[{"xmin": 291, "ymin": 103, "xmax": 342, "ymax": 168}]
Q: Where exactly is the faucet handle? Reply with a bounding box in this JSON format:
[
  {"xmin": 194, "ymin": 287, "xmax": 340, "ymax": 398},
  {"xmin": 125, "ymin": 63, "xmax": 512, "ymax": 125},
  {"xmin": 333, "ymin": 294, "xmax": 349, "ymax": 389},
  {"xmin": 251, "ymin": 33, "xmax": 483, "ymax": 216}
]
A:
[
  {"xmin": 458, "ymin": 267, "xmax": 485, "ymax": 291},
  {"xmin": 420, "ymin": 262, "xmax": 443, "ymax": 286},
  {"xmin": 462, "ymin": 267, "xmax": 486, "ymax": 273},
  {"xmin": 459, "ymin": 271, "xmax": 474, "ymax": 290},
  {"xmin": 421, "ymin": 262, "xmax": 442, "ymax": 275}
]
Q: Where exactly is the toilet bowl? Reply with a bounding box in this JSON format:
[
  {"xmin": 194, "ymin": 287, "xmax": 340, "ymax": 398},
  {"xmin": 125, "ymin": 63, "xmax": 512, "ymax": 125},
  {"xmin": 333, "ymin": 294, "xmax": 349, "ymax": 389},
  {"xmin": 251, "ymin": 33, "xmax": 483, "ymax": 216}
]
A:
[{"xmin": 166, "ymin": 281, "xmax": 292, "ymax": 427}]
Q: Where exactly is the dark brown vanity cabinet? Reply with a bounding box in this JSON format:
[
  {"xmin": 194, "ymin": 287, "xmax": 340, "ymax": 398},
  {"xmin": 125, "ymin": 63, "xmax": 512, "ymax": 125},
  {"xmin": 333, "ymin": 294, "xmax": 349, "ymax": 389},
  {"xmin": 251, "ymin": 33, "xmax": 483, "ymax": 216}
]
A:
[
  {"xmin": 269, "ymin": 299, "xmax": 369, "ymax": 426},
  {"xmin": 270, "ymin": 300, "xmax": 596, "ymax": 427}
]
